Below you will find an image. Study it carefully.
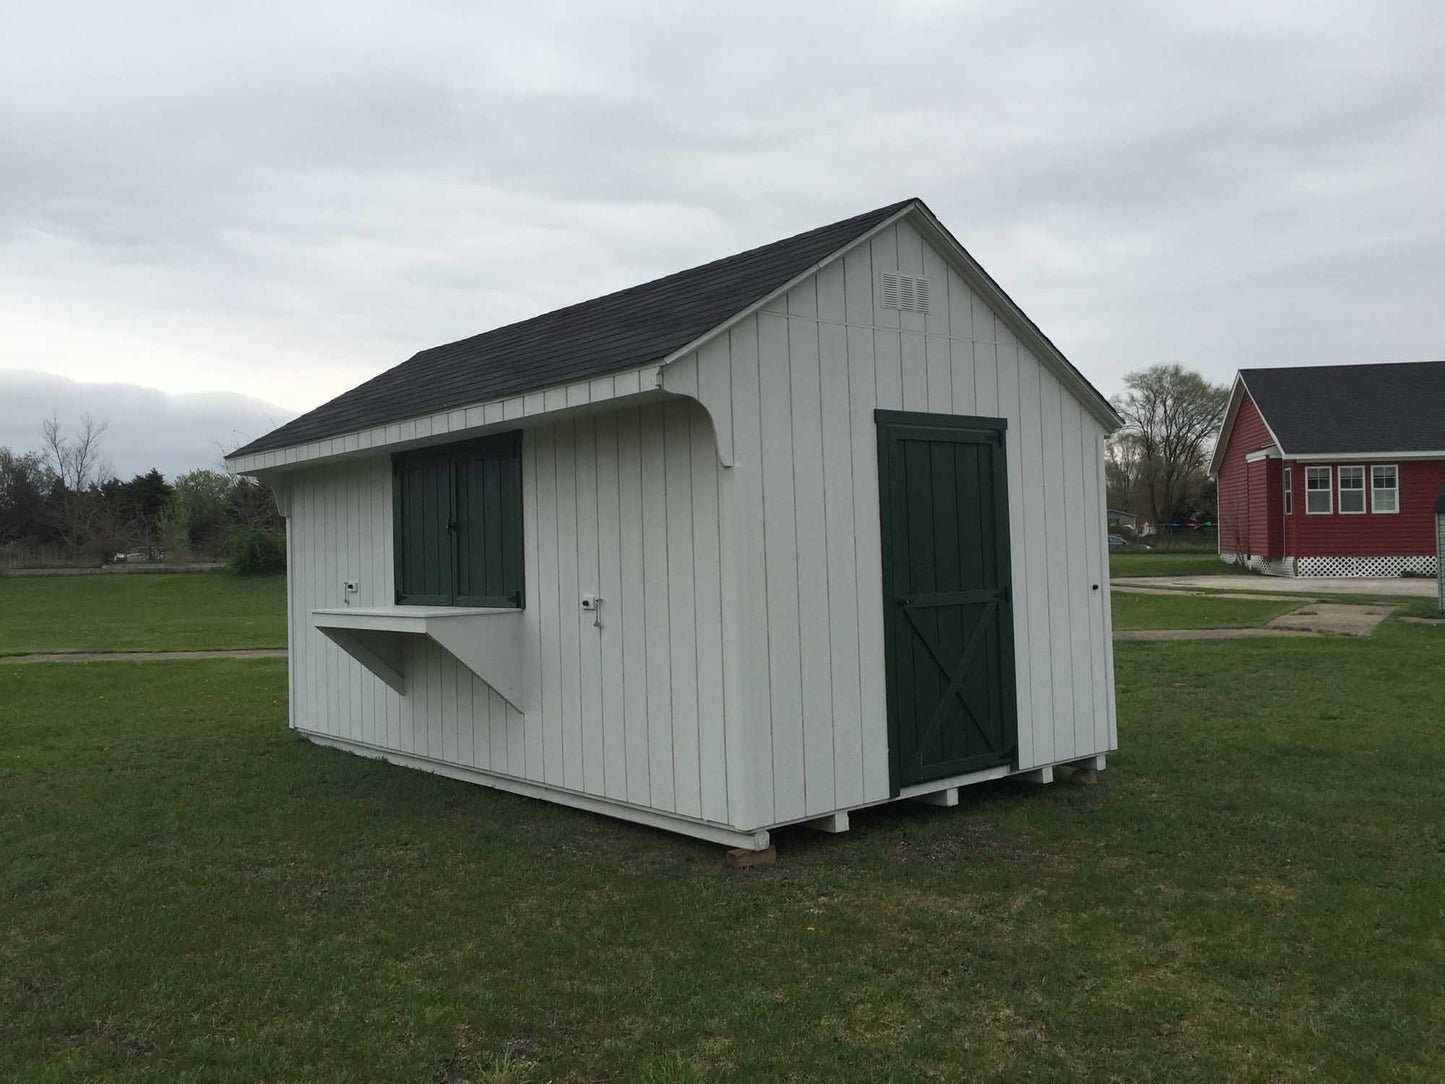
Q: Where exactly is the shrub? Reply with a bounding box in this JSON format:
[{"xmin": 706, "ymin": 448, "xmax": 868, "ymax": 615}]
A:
[{"xmin": 224, "ymin": 526, "xmax": 286, "ymax": 575}]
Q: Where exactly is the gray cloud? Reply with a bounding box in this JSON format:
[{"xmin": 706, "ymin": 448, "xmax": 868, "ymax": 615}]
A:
[
  {"xmin": 0, "ymin": 371, "xmax": 295, "ymax": 480},
  {"xmin": 2, "ymin": 0, "xmax": 1441, "ymax": 421}
]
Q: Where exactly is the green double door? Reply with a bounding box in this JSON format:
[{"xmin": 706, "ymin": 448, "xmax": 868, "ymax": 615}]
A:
[{"xmin": 876, "ymin": 410, "xmax": 1018, "ymax": 793}]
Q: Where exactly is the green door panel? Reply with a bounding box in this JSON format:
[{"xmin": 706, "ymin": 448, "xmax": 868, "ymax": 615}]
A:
[{"xmin": 876, "ymin": 410, "xmax": 1018, "ymax": 793}]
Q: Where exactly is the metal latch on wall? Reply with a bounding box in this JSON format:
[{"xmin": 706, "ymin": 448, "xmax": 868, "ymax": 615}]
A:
[{"xmin": 581, "ymin": 595, "xmax": 604, "ymax": 628}]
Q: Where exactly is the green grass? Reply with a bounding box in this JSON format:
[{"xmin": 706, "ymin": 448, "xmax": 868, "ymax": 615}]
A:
[
  {"xmin": 3, "ymin": 619, "xmax": 1445, "ymax": 1080},
  {"xmin": 0, "ymin": 572, "xmax": 285, "ymax": 655},
  {"xmin": 1109, "ymin": 552, "xmax": 1231, "ymax": 578},
  {"xmin": 1111, "ymin": 590, "xmax": 1302, "ymax": 630}
]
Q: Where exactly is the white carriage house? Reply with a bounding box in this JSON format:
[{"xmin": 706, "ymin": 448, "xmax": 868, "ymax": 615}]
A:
[{"xmin": 227, "ymin": 198, "xmax": 1121, "ymax": 852}]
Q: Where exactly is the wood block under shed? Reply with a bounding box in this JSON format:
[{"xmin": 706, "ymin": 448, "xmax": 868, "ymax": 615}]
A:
[{"xmin": 725, "ymin": 845, "xmax": 777, "ymax": 868}]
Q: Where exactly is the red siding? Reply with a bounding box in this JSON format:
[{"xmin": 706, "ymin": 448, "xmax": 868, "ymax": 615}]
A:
[
  {"xmin": 1217, "ymin": 393, "xmax": 1277, "ymax": 558},
  {"xmin": 1289, "ymin": 459, "xmax": 1445, "ymax": 557}
]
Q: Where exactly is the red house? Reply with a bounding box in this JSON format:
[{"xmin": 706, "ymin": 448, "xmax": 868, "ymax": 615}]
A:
[{"xmin": 1211, "ymin": 360, "xmax": 1445, "ymax": 577}]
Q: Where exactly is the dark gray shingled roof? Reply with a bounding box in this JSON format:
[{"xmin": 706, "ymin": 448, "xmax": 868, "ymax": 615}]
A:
[
  {"xmin": 1241, "ymin": 360, "xmax": 1445, "ymax": 454},
  {"xmin": 232, "ymin": 199, "xmax": 917, "ymax": 458}
]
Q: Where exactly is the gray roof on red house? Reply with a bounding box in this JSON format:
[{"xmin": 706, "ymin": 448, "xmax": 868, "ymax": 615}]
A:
[{"xmin": 1240, "ymin": 360, "xmax": 1445, "ymax": 454}]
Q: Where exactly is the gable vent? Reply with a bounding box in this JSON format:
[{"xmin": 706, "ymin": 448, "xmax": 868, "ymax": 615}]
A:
[{"xmin": 880, "ymin": 271, "xmax": 930, "ymax": 314}]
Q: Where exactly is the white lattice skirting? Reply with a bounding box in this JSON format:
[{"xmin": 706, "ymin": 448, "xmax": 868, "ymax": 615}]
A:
[
  {"xmin": 1219, "ymin": 553, "xmax": 1295, "ymax": 576},
  {"xmin": 1294, "ymin": 555, "xmax": 1439, "ymax": 578},
  {"xmin": 1220, "ymin": 553, "xmax": 1437, "ymax": 578}
]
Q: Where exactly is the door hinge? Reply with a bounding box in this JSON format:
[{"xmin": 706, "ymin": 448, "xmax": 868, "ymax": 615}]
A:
[{"xmin": 994, "ymin": 586, "xmax": 1012, "ymax": 603}]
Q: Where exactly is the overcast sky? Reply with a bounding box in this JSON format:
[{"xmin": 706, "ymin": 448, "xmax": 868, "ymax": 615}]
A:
[{"xmin": 4, "ymin": 0, "xmax": 1442, "ymax": 463}]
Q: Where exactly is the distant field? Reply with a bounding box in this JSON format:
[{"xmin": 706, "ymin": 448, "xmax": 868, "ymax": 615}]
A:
[
  {"xmin": 1109, "ymin": 552, "xmax": 1229, "ymax": 578},
  {"xmin": 1111, "ymin": 590, "xmax": 1300, "ymax": 630},
  {"xmin": 0, "ymin": 572, "xmax": 286, "ymax": 655}
]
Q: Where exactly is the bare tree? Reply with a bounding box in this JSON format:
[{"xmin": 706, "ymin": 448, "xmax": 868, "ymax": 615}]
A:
[
  {"xmin": 1105, "ymin": 432, "xmax": 1143, "ymax": 513},
  {"xmin": 41, "ymin": 413, "xmax": 110, "ymax": 491},
  {"xmin": 1111, "ymin": 365, "xmax": 1229, "ymax": 527}
]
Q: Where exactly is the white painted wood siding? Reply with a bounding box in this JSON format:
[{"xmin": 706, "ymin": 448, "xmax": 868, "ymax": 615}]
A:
[
  {"xmin": 670, "ymin": 218, "xmax": 1117, "ymax": 821},
  {"xmin": 283, "ymin": 400, "xmax": 744, "ymax": 830}
]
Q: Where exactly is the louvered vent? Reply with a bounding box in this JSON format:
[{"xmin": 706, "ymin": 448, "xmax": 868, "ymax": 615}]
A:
[
  {"xmin": 880, "ymin": 271, "xmax": 930, "ymax": 314},
  {"xmin": 881, "ymin": 271, "xmax": 900, "ymax": 309}
]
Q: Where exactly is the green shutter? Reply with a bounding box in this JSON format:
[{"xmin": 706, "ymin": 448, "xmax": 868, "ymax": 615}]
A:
[
  {"xmin": 393, "ymin": 451, "xmax": 454, "ymax": 605},
  {"xmin": 394, "ymin": 432, "xmax": 524, "ymax": 608},
  {"xmin": 453, "ymin": 432, "xmax": 524, "ymax": 607}
]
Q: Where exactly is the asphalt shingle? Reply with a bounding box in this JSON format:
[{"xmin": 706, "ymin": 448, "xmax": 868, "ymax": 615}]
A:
[
  {"xmin": 1242, "ymin": 360, "xmax": 1445, "ymax": 454},
  {"xmin": 232, "ymin": 199, "xmax": 916, "ymax": 457}
]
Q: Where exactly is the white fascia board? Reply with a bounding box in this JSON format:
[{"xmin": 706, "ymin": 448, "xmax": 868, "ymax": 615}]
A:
[
  {"xmin": 1289, "ymin": 450, "xmax": 1445, "ymax": 462},
  {"xmin": 1239, "ymin": 374, "xmax": 1290, "ymax": 457},
  {"xmin": 225, "ymin": 363, "xmax": 665, "ymax": 476},
  {"xmin": 1208, "ymin": 376, "xmax": 1247, "ymax": 477},
  {"xmin": 1244, "ymin": 447, "xmax": 1282, "ymax": 463},
  {"xmin": 1209, "ymin": 374, "xmax": 1292, "ymax": 477}
]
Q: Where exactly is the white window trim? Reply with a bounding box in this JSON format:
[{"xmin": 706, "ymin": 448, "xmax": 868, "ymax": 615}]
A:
[
  {"xmin": 1305, "ymin": 466, "xmax": 1332, "ymax": 515},
  {"xmin": 1283, "ymin": 467, "xmax": 1292, "ymax": 515},
  {"xmin": 1337, "ymin": 465, "xmax": 1366, "ymax": 515},
  {"xmin": 1371, "ymin": 463, "xmax": 1399, "ymax": 514}
]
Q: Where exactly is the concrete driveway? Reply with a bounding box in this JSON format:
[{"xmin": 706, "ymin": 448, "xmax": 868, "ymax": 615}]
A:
[{"xmin": 1112, "ymin": 574, "xmax": 1437, "ymax": 598}]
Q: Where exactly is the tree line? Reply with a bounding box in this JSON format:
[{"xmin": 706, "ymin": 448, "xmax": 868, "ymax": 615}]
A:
[{"xmin": 0, "ymin": 414, "xmax": 281, "ymax": 565}]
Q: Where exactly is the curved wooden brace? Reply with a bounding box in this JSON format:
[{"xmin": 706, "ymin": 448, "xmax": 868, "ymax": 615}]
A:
[{"xmin": 658, "ymin": 345, "xmax": 735, "ymax": 467}]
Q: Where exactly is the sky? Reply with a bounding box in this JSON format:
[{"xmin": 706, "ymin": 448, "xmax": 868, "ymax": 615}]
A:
[{"xmin": 3, "ymin": 1, "xmax": 1442, "ymax": 474}]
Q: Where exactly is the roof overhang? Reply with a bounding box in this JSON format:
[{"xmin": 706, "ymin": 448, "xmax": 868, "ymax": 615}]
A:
[{"xmin": 226, "ymin": 362, "xmax": 674, "ymax": 476}]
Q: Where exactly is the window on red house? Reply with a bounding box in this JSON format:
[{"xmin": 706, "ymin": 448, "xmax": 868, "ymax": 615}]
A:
[
  {"xmin": 1305, "ymin": 467, "xmax": 1332, "ymax": 514},
  {"xmin": 1338, "ymin": 466, "xmax": 1365, "ymax": 513},
  {"xmin": 1372, "ymin": 465, "xmax": 1398, "ymax": 513}
]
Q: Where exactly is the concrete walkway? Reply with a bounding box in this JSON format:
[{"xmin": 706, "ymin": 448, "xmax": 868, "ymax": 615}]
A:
[
  {"xmin": 1112, "ymin": 575, "xmax": 1436, "ymax": 598},
  {"xmin": 0, "ymin": 649, "xmax": 287, "ymax": 664},
  {"xmin": 1110, "ymin": 585, "xmax": 1312, "ymax": 602},
  {"xmin": 1115, "ymin": 601, "xmax": 1398, "ymax": 641},
  {"xmin": 1114, "ymin": 627, "xmax": 1316, "ymax": 641}
]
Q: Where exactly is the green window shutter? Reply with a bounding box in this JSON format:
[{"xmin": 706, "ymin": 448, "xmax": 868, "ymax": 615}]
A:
[
  {"xmin": 453, "ymin": 432, "xmax": 524, "ymax": 607},
  {"xmin": 393, "ymin": 431, "xmax": 524, "ymax": 608},
  {"xmin": 393, "ymin": 451, "xmax": 455, "ymax": 604}
]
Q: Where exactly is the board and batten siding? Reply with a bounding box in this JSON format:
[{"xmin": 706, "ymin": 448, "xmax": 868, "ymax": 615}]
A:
[
  {"xmin": 665, "ymin": 217, "xmax": 1117, "ymax": 826},
  {"xmin": 283, "ymin": 400, "xmax": 746, "ymax": 830}
]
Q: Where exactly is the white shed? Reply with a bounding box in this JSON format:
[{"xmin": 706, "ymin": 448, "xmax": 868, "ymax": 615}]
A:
[{"xmin": 227, "ymin": 198, "xmax": 1122, "ymax": 852}]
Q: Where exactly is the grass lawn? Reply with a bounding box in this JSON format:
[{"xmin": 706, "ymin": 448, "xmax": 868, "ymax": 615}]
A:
[
  {"xmin": 0, "ymin": 572, "xmax": 285, "ymax": 655},
  {"xmin": 1109, "ymin": 552, "xmax": 1230, "ymax": 578},
  {"xmin": 1111, "ymin": 590, "xmax": 1302, "ymax": 630},
  {"xmin": 3, "ymin": 617, "xmax": 1445, "ymax": 1081}
]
